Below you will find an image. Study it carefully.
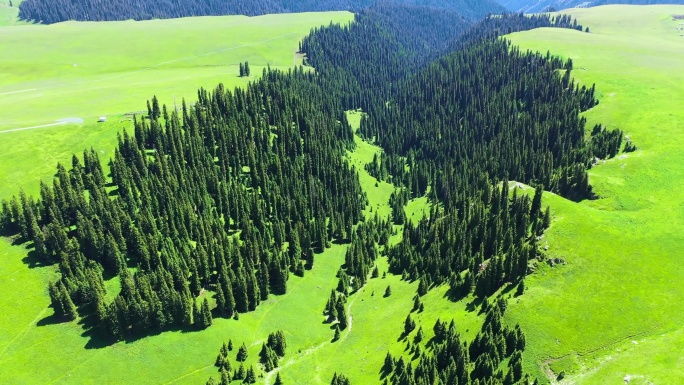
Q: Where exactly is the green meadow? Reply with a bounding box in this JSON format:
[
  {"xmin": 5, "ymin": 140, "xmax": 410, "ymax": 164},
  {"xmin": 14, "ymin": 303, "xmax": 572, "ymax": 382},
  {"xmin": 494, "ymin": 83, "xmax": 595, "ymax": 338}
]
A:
[
  {"xmin": 0, "ymin": 0, "xmax": 24, "ymax": 27},
  {"xmin": 505, "ymin": 5, "xmax": 684, "ymax": 383},
  {"xmin": 3, "ymin": 4, "xmax": 684, "ymax": 385},
  {"xmin": 0, "ymin": 11, "xmax": 353, "ymax": 200},
  {"xmin": 0, "ymin": 11, "xmax": 366, "ymax": 385}
]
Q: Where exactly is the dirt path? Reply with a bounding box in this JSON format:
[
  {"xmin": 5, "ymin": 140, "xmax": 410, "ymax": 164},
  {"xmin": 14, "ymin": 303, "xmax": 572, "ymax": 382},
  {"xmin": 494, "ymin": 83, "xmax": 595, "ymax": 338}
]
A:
[
  {"xmin": 0, "ymin": 88, "xmax": 36, "ymax": 96},
  {"xmin": 540, "ymin": 322, "xmax": 667, "ymax": 383},
  {"xmin": 263, "ymin": 288, "xmax": 363, "ymax": 384},
  {"xmin": 0, "ymin": 122, "xmax": 67, "ymax": 134},
  {"xmin": 163, "ymin": 364, "xmax": 215, "ymax": 384},
  {"xmin": 0, "ymin": 307, "xmax": 48, "ymax": 361}
]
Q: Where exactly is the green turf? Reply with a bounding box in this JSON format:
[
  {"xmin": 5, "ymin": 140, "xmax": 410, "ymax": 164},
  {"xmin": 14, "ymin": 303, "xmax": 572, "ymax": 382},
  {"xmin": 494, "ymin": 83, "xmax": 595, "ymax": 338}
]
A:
[
  {"xmin": 504, "ymin": 5, "xmax": 684, "ymax": 383},
  {"xmin": 0, "ymin": 0, "xmax": 25, "ymax": 26},
  {"xmin": 276, "ymin": 118, "xmax": 475, "ymax": 384},
  {"xmin": 0, "ymin": 11, "xmax": 353, "ymax": 201},
  {"xmin": 0, "ymin": 11, "xmax": 364, "ymax": 384}
]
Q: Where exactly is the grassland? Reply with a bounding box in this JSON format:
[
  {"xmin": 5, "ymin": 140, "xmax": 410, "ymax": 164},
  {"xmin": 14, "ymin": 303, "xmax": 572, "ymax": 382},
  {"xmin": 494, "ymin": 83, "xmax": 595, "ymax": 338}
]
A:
[
  {"xmin": 5, "ymin": 4, "xmax": 683, "ymax": 384},
  {"xmin": 505, "ymin": 5, "xmax": 684, "ymax": 383},
  {"xmin": 0, "ymin": 105, "xmax": 436, "ymax": 384},
  {"xmin": 0, "ymin": 11, "xmax": 369, "ymax": 385},
  {"xmin": 0, "ymin": 0, "xmax": 24, "ymax": 27},
  {"xmin": 0, "ymin": 11, "xmax": 353, "ymax": 200}
]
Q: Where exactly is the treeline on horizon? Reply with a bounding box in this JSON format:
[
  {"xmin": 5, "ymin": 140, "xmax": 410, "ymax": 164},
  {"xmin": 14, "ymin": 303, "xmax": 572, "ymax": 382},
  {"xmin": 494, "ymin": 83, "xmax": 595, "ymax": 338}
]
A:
[
  {"xmin": 18, "ymin": 0, "xmax": 504, "ymax": 24},
  {"xmin": 1, "ymin": 2, "xmax": 631, "ymax": 384}
]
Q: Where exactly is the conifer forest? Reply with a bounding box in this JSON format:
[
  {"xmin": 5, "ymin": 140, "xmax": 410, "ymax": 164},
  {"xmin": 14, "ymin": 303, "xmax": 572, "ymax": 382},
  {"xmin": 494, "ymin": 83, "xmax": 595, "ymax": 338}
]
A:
[{"xmin": 2, "ymin": 1, "xmax": 652, "ymax": 384}]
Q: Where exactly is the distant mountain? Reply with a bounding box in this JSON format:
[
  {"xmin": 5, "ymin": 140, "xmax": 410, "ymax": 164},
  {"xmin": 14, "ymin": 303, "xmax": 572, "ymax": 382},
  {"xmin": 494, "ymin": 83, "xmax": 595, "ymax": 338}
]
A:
[
  {"xmin": 498, "ymin": 0, "xmax": 684, "ymax": 13},
  {"xmin": 19, "ymin": 0, "xmax": 505, "ymax": 24}
]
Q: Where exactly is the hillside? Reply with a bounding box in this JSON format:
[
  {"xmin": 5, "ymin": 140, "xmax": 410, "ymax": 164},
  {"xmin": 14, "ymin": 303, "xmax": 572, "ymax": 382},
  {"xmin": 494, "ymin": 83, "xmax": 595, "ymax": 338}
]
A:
[
  {"xmin": 17, "ymin": 0, "xmax": 504, "ymax": 24},
  {"xmin": 499, "ymin": 0, "xmax": 684, "ymax": 13},
  {"xmin": 2, "ymin": 1, "xmax": 683, "ymax": 385},
  {"xmin": 0, "ymin": 12, "xmax": 354, "ymax": 202},
  {"xmin": 0, "ymin": 3, "xmax": 599, "ymax": 384},
  {"xmin": 505, "ymin": 4, "xmax": 684, "ymax": 382}
]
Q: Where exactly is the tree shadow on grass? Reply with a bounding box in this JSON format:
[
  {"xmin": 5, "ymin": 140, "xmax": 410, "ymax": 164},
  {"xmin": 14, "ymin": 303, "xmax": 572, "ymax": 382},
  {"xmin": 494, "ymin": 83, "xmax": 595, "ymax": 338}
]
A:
[
  {"xmin": 442, "ymin": 286, "xmax": 468, "ymax": 303},
  {"xmin": 37, "ymin": 310, "xmax": 70, "ymax": 327},
  {"xmin": 83, "ymin": 321, "xmax": 202, "ymax": 350},
  {"xmin": 11, "ymin": 235, "xmax": 28, "ymax": 246},
  {"xmin": 465, "ymin": 297, "xmax": 483, "ymax": 313},
  {"xmin": 22, "ymin": 249, "xmax": 52, "ymax": 269}
]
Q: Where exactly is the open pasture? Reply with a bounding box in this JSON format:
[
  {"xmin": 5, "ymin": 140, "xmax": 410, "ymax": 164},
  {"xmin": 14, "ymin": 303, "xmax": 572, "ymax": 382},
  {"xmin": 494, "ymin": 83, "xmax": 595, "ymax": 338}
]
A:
[
  {"xmin": 505, "ymin": 5, "xmax": 684, "ymax": 382},
  {"xmin": 0, "ymin": 11, "xmax": 353, "ymax": 199}
]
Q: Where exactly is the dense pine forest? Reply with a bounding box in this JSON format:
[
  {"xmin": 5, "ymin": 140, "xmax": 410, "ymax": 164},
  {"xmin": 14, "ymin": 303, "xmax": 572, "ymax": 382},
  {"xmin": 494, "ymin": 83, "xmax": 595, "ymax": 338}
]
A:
[
  {"xmin": 0, "ymin": 2, "xmax": 631, "ymax": 384},
  {"xmin": 0, "ymin": 71, "xmax": 366, "ymax": 338},
  {"xmin": 18, "ymin": 0, "xmax": 504, "ymax": 24}
]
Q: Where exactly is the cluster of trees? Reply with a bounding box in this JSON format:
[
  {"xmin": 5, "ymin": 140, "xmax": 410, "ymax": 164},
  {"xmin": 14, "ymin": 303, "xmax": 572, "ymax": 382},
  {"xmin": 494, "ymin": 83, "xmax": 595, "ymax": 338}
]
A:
[
  {"xmin": 299, "ymin": 9, "xmax": 619, "ymax": 383},
  {"xmin": 18, "ymin": 0, "xmax": 504, "ymax": 24},
  {"xmin": 239, "ymin": 62, "xmax": 251, "ymax": 78},
  {"xmin": 1, "ymin": 66, "xmax": 367, "ymax": 340},
  {"xmin": 260, "ymin": 331, "xmax": 287, "ymax": 371},
  {"xmin": 302, "ymin": 10, "xmax": 587, "ymax": 115},
  {"xmin": 331, "ymin": 373, "xmax": 352, "ymax": 385},
  {"xmin": 387, "ymin": 183, "xmax": 547, "ymax": 300},
  {"xmin": 210, "ymin": 339, "xmax": 270, "ymax": 384},
  {"xmin": 208, "ymin": 331, "xmax": 285, "ymax": 383},
  {"xmin": 383, "ymin": 299, "xmax": 528, "ymax": 385}
]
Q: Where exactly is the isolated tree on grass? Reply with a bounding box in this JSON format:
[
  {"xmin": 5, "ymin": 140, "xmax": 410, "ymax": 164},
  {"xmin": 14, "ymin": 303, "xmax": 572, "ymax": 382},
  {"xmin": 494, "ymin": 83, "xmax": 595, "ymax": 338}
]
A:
[
  {"xmin": 243, "ymin": 365, "xmax": 256, "ymax": 383},
  {"xmin": 234, "ymin": 363, "xmax": 245, "ymax": 380},
  {"xmin": 332, "ymin": 325, "xmax": 341, "ymax": 342},
  {"xmin": 274, "ymin": 372, "xmax": 283, "ymax": 385},
  {"xmin": 404, "ymin": 314, "xmax": 416, "ymax": 335},
  {"xmin": 237, "ymin": 342, "xmax": 248, "ymax": 362}
]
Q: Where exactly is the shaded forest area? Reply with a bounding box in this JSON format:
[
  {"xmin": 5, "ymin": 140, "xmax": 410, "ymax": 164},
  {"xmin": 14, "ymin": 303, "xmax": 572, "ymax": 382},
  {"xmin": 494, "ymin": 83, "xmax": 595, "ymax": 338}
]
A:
[
  {"xmin": 18, "ymin": 0, "xmax": 505, "ymax": 24},
  {"xmin": 1, "ymin": 2, "xmax": 630, "ymax": 384}
]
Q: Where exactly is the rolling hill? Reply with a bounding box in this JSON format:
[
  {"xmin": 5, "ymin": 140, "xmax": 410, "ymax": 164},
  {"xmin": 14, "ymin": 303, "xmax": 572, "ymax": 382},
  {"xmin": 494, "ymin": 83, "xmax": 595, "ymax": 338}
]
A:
[
  {"xmin": 17, "ymin": 0, "xmax": 505, "ymax": 24},
  {"xmin": 499, "ymin": 0, "xmax": 684, "ymax": 13},
  {"xmin": 1, "ymin": 1, "xmax": 683, "ymax": 384}
]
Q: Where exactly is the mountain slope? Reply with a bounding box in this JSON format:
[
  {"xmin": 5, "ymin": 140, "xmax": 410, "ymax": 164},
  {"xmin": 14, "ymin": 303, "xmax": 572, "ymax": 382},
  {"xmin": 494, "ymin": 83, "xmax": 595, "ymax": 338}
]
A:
[
  {"xmin": 499, "ymin": 0, "xmax": 684, "ymax": 13},
  {"xmin": 18, "ymin": 0, "xmax": 505, "ymax": 24}
]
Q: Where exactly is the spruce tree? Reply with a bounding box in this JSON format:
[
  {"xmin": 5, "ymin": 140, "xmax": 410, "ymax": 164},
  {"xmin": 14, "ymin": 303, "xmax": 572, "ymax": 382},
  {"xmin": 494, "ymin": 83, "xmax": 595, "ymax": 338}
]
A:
[
  {"xmin": 237, "ymin": 342, "xmax": 248, "ymax": 362},
  {"xmin": 243, "ymin": 365, "xmax": 256, "ymax": 383},
  {"xmin": 274, "ymin": 372, "xmax": 283, "ymax": 385},
  {"xmin": 220, "ymin": 368, "xmax": 231, "ymax": 385}
]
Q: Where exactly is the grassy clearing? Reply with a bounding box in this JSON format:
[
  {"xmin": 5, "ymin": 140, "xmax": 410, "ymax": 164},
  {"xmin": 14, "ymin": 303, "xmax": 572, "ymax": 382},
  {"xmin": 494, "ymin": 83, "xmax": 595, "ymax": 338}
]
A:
[
  {"xmin": 505, "ymin": 5, "xmax": 684, "ymax": 382},
  {"xmin": 0, "ymin": 0, "xmax": 25, "ymax": 26},
  {"xmin": 0, "ymin": 11, "xmax": 353, "ymax": 200},
  {"xmin": 277, "ymin": 114, "xmax": 475, "ymax": 384}
]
